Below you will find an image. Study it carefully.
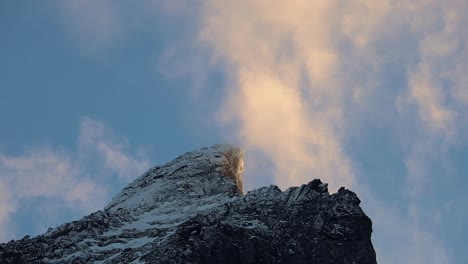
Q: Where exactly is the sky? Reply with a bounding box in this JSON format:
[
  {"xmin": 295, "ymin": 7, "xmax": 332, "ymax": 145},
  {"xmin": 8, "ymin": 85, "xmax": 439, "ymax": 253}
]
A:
[{"xmin": 1, "ymin": 1, "xmax": 467, "ymax": 263}]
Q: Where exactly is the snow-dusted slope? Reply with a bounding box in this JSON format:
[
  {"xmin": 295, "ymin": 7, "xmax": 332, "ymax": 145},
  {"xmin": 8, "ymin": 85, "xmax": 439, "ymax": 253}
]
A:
[
  {"xmin": 105, "ymin": 144, "xmax": 244, "ymax": 214},
  {"xmin": 0, "ymin": 144, "xmax": 376, "ymax": 264}
]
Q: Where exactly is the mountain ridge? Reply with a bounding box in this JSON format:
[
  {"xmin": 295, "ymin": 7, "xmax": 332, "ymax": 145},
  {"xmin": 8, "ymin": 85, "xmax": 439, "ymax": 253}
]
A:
[{"xmin": 0, "ymin": 144, "xmax": 376, "ymax": 263}]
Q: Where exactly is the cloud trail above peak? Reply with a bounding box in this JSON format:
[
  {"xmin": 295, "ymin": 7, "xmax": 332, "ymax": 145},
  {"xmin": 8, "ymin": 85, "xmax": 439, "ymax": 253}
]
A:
[
  {"xmin": 190, "ymin": 1, "xmax": 468, "ymax": 262},
  {"xmin": 196, "ymin": 0, "xmax": 468, "ymax": 188}
]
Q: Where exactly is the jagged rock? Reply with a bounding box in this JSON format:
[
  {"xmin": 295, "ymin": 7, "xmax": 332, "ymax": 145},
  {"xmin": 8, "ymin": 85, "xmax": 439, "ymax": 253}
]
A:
[
  {"xmin": 310, "ymin": 179, "xmax": 328, "ymax": 193},
  {"xmin": 0, "ymin": 144, "xmax": 376, "ymax": 263}
]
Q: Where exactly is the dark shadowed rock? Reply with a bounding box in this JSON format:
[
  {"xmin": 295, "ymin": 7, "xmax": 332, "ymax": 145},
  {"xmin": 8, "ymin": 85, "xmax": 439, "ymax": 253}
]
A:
[
  {"xmin": 309, "ymin": 179, "xmax": 328, "ymax": 193},
  {"xmin": 0, "ymin": 144, "xmax": 376, "ymax": 264}
]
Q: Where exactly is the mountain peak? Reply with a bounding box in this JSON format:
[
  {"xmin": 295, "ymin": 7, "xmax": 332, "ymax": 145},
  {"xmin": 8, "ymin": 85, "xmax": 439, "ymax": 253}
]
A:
[{"xmin": 105, "ymin": 144, "xmax": 244, "ymax": 214}]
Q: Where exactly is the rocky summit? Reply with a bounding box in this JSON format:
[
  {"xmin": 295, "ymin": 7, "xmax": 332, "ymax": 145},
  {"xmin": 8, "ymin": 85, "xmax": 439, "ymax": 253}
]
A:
[{"xmin": 0, "ymin": 144, "xmax": 376, "ymax": 264}]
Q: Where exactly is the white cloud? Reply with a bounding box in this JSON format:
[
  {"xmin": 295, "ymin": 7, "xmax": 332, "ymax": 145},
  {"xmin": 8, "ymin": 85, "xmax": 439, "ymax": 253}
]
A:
[
  {"xmin": 198, "ymin": 0, "xmax": 367, "ymax": 192},
  {"xmin": 191, "ymin": 1, "xmax": 467, "ymax": 263},
  {"xmin": 0, "ymin": 117, "xmax": 149, "ymax": 241}
]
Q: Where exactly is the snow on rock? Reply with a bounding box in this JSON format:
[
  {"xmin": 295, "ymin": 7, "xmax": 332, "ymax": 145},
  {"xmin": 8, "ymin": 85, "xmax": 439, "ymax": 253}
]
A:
[
  {"xmin": 105, "ymin": 144, "xmax": 244, "ymax": 214},
  {"xmin": 0, "ymin": 144, "xmax": 376, "ymax": 264}
]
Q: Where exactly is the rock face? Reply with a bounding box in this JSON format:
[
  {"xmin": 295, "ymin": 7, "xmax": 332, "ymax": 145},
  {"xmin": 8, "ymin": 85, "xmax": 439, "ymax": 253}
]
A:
[{"xmin": 0, "ymin": 144, "xmax": 376, "ymax": 264}]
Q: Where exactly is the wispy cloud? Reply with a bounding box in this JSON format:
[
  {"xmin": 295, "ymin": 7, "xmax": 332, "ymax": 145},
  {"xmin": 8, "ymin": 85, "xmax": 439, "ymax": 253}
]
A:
[
  {"xmin": 58, "ymin": 0, "xmax": 198, "ymax": 53},
  {"xmin": 0, "ymin": 147, "xmax": 102, "ymax": 240},
  {"xmin": 78, "ymin": 117, "xmax": 150, "ymax": 181},
  {"xmin": 364, "ymin": 196, "xmax": 453, "ymax": 263},
  {"xmin": 0, "ymin": 148, "xmax": 93, "ymax": 203},
  {"xmin": 199, "ymin": 0, "xmax": 367, "ymax": 191},
  {"xmin": 0, "ymin": 117, "xmax": 149, "ymax": 241},
  {"xmin": 191, "ymin": 0, "xmax": 467, "ymax": 263}
]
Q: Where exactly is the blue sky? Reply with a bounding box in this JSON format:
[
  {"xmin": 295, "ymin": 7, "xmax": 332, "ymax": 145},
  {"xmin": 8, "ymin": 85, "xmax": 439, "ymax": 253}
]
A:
[{"xmin": 1, "ymin": 1, "xmax": 468, "ymax": 263}]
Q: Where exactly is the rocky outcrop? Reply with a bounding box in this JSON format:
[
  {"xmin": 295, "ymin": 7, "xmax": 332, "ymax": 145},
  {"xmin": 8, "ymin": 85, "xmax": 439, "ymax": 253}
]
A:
[{"xmin": 0, "ymin": 144, "xmax": 376, "ymax": 264}]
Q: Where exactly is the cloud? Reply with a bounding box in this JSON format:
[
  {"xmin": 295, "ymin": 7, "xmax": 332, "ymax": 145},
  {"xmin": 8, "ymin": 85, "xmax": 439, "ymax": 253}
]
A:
[
  {"xmin": 78, "ymin": 117, "xmax": 150, "ymax": 181},
  {"xmin": 363, "ymin": 195, "xmax": 453, "ymax": 263},
  {"xmin": 199, "ymin": 0, "xmax": 368, "ymax": 192},
  {"xmin": 0, "ymin": 148, "xmax": 99, "ymax": 204},
  {"xmin": 400, "ymin": 1, "xmax": 468, "ymax": 139},
  {"xmin": 0, "ymin": 147, "xmax": 101, "ymax": 241},
  {"xmin": 189, "ymin": 0, "xmax": 467, "ymax": 262},
  {"xmin": 395, "ymin": 6, "xmax": 468, "ymax": 262},
  {"xmin": 0, "ymin": 117, "xmax": 149, "ymax": 241},
  {"xmin": 196, "ymin": 0, "xmax": 468, "ymax": 188}
]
